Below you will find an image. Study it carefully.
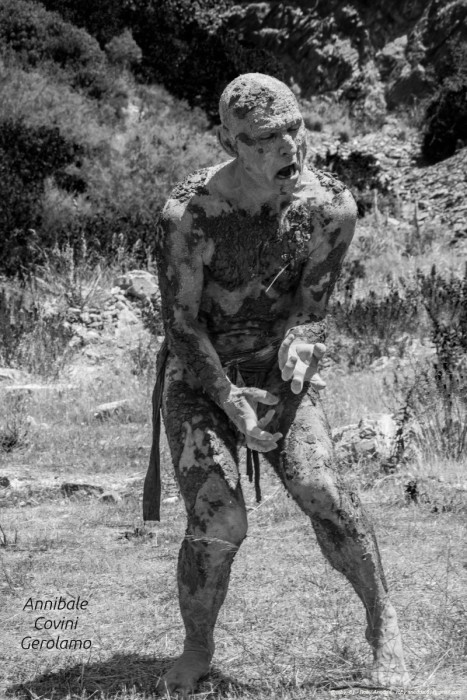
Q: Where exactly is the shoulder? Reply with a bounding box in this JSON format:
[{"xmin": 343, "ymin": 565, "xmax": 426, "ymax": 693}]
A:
[
  {"xmin": 160, "ymin": 168, "xmax": 211, "ymax": 227},
  {"xmin": 160, "ymin": 163, "xmax": 231, "ymax": 228},
  {"xmin": 304, "ymin": 168, "xmax": 357, "ymax": 222}
]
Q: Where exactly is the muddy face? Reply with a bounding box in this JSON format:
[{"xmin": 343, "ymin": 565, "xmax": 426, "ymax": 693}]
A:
[
  {"xmin": 234, "ymin": 106, "xmax": 307, "ymax": 194},
  {"xmin": 219, "ymin": 73, "xmax": 307, "ymax": 197}
]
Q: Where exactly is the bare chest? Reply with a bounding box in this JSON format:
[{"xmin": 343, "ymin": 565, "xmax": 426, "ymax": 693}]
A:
[{"xmin": 196, "ymin": 203, "xmax": 313, "ymax": 293}]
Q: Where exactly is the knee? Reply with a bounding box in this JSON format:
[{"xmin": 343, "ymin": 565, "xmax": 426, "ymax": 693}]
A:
[
  {"xmin": 282, "ymin": 441, "xmax": 341, "ymax": 515},
  {"xmin": 189, "ymin": 478, "xmax": 247, "ymax": 549}
]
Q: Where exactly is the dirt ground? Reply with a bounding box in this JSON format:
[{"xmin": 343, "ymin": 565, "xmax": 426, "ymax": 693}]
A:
[{"xmin": 1, "ymin": 362, "xmax": 466, "ymax": 700}]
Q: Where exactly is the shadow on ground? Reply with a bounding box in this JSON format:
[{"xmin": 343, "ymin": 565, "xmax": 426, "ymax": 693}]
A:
[{"xmin": 6, "ymin": 653, "xmax": 261, "ymax": 699}]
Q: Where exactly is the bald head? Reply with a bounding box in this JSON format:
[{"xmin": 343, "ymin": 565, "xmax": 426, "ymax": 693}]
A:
[{"xmin": 219, "ymin": 73, "xmax": 299, "ymax": 134}]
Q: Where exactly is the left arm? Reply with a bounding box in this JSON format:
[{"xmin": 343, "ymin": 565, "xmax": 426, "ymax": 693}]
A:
[{"xmin": 280, "ymin": 190, "xmax": 357, "ymax": 392}]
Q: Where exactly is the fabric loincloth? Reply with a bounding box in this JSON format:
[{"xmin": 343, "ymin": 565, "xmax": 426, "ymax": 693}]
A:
[{"xmin": 143, "ymin": 338, "xmax": 281, "ymax": 521}]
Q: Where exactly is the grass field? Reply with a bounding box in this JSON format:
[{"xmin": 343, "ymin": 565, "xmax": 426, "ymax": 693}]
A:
[{"xmin": 1, "ymin": 352, "xmax": 466, "ymax": 700}]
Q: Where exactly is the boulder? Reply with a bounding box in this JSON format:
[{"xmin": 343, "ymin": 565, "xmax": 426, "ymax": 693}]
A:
[
  {"xmin": 114, "ymin": 270, "xmax": 159, "ymax": 302},
  {"xmin": 376, "ymin": 36, "xmax": 408, "ymax": 82},
  {"xmin": 116, "ymin": 307, "xmax": 140, "ymax": 328},
  {"xmin": 98, "ymin": 491, "xmax": 122, "ymax": 504},
  {"xmin": 0, "ymin": 368, "xmax": 30, "ymax": 383},
  {"xmin": 94, "ymin": 399, "xmax": 130, "ymax": 420},
  {"xmin": 332, "ymin": 414, "xmax": 397, "ymax": 463},
  {"xmin": 163, "ymin": 496, "xmax": 179, "ymax": 505},
  {"xmin": 61, "ymin": 483, "xmax": 104, "ymax": 498}
]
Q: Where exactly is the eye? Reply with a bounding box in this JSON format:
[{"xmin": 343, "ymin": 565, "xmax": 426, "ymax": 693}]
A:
[
  {"xmin": 288, "ymin": 125, "xmax": 300, "ymax": 134},
  {"xmin": 260, "ymin": 133, "xmax": 275, "ymax": 141}
]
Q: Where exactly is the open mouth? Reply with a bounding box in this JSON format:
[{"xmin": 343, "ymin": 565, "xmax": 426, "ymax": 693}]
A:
[{"xmin": 275, "ymin": 163, "xmax": 298, "ymax": 180}]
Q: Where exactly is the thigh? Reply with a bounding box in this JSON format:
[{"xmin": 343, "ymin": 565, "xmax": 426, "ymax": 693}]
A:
[
  {"xmin": 162, "ymin": 354, "xmax": 246, "ymax": 538},
  {"xmin": 260, "ymin": 368, "xmax": 339, "ymax": 507}
]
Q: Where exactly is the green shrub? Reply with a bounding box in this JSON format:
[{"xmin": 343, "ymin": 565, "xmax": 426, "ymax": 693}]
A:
[
  {"xmin": 0, "ymin": 118, "xmax": 82, "ymax": 273},
  {"xmin": 0, "ymin": 0, "xmax": 110, "ymax": 96},
  {"xmin": 0, "ymin": 285, "xmax": 73, "ymax": 376},
  {"xmin": 388, "ymin": 266, "xmax": 467, "ymax": 464},
  {"xmin": 330, "ymin": 285, "xmax": 420, "ymax": 369},
  {"xmin": 105, "ymin": 29, "xmax": 142, "ymax": 69},
  {"xmin": 32, "ymin": 0, "xmax": 127, "ymax": 46},
  {"xmin": 417, "ymin": 265, "xmax": 467, "ymax": 394}
]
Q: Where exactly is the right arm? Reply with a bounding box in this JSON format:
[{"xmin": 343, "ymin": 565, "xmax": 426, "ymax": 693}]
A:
[
  {"xmin": 156, "ymin": 198, "xmax": 281, "ymax": 451},
  {"xmin": 156, "ymin": 198, "xmax": 231, "ymax": 406}
]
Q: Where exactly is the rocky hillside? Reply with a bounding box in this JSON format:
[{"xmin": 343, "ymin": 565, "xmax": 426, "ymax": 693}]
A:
[{"xmin": 224, "ymin": 0, "xmax": 467, "ymax": 110}]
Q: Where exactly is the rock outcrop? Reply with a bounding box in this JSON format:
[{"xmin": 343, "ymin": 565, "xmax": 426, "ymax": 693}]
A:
[
  {"xmin": 308, "ymin": 120, "xmax": 467, "ymax": 240},
  {"xmin": 384, "ymin": 0, "xmax": 467, "ymax": 107},
  {"xmin": 223, "ymin": 3, "xmax": 373, "ymax": 98},
  {"xmin": 222, "ymin": 1, "xmax": 466, "ymax": 112}
]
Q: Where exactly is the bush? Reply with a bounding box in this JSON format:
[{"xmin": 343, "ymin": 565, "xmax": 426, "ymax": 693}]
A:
[
  {"xmin": 32, "ymin": 0, "xmax": 127, "ymax": 46},
  {"xmin": 0, "ymin": 0, "xmax": 110, "ymax": 96},
  {"xmin": 105, "ymin": 29, "xmax": 142, "ymax": 69},
  {"xmin": 388, "ymin": 266, "xmax": 467, "ymax": 464},
  {"xmin": 0, "ymin": 118, "xmax": 82, "ymax": 273},
  {"xmin": 421, "ymin": 45, "xmax": 467, "ymax": 163},
  {"xmin": 0, "ymin": 285, "xmax": 73, "ymax": 377},
  {"xmin": 330, "ymin": 285, "xmax": 420, "ymax": 369},
  {"xmin": 417, "ymin": 265, "xmax": 467, "ymax": 394}
]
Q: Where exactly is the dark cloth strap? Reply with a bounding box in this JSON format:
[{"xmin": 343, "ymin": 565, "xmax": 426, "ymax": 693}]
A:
[
  {"xmin": 223, "ymin": 339, "xmax": 281, "ymax": 505},
  {"xmin": 143, "ymin": 338, "xmax": 281, "ymax": 520},
  {"xmin": 143, "ymin": 339, "xmax": 169, "ymax": 521}
]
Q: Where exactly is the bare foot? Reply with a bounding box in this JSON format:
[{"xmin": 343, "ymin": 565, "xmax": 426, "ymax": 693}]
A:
[
  {"xmin": 157, "ymin": 649, "xmax": 211, "ymax": 698},
  {"xmin": 365, "ymin": 601, "xmax": 410, "ymax": 688}
]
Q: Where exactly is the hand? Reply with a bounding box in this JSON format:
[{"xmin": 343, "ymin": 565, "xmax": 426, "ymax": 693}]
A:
[
  {"xmin": 278, "ymin": 334, "xmax": 326, "ymax": 395},
  {"xmin": 221, "ymin": 386, "xmax": 282, "ymax": 452}
]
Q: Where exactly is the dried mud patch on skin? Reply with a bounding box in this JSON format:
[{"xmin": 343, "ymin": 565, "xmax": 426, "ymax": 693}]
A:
[
  {"xmin": 170, "ymin": 169, "xmax": 211, "ymax": 204},
  {"xmin": 221, "ymin": 74, "xmax": 299, "ymax": 130},
  {"xmin": 192, "ymin": 201, "xmax": 311, "ymax": 292},
  {"xmin": 163, "ymin": 374, "xmax": 241, "ymax": 511}
]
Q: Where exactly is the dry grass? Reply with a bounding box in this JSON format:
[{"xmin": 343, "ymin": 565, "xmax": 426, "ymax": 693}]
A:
[{"xmin": 1, "ymin": 351, "xmax": 466, "ymax": 700}]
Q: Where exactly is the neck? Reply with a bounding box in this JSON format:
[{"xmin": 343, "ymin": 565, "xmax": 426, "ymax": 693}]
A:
[{"xmin": 223, "ymin": 160, "xmax": 298, "ymax": 214}]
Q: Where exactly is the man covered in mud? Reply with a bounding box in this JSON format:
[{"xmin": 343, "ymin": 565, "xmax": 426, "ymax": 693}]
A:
[{"xmin": 145, "ymin": 73, "xmax": 409, "ymax": 697}]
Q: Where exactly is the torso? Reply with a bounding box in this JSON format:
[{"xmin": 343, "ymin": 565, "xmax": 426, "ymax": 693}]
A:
[{"xmin": 161, "ymin": 162, "xmax": 349, "ymax": 357}]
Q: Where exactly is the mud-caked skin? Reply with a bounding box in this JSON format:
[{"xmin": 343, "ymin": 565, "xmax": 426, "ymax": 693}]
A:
[{"xmin": 154, "ymin": 73, "xmax": 409, "ymax": 697}]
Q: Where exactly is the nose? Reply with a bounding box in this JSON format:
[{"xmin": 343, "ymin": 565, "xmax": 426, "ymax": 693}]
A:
[{"xmin": 279, "ymin": 133, "xmax": 297, "ymax": 157}]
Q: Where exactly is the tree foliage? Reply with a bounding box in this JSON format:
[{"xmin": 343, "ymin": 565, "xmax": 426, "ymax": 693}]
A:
[
  {"xmin": 0, "ymin": 0, "xmax": 110, "ymax": 95},
  {"xmin": 0, "ymin": 119, "xmax": 82, "ymax": 273},
  {"xmin": 35, "ymin": 0, "xmax": 285, "ymax": 120}
]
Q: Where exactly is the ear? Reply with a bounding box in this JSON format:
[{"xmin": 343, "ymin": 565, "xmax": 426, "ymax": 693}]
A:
[{"xmin": 217, "ymin": 125, "xmax": 238, "ymax": 158}]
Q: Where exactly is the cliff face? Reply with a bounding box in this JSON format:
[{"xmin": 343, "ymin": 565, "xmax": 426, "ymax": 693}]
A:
[
  {"xmin": 299, "ymin": 0, "xmax": 427, "ymax": 48},
  {"xmin": 223, "ymin": 0, "xmax": 467, "ymax": 108},
  {"xmin": 223, "ymin": 3, "xmax": 375, "ymax": 100}
]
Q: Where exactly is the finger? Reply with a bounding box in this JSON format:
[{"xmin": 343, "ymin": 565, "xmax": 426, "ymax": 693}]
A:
[
  {"xmin": 247, "ymin": 425, "xmax": 280, "ymax": 442},
  {"xmin": 309, "ymin": 372, "xmax": 327, "ymax": 390},
  {"xmin": 313, "ymin": 342, "xmax": 326, "ymax": 360},
  {"xmin": 278, "ymin": 333, "xmax": 295, "ymax": 370},
  {"xmin": 281, "ymin": 354, "xmax": 297, "ymax": 381},
  {"xmin": 246, "ymin": 440, "xmax": 280, "ymax": 453},
  {"xmin": 241, "ymin": 388, "xmax": 279, "ymax": 405},
  {"xmin": 257, "ymin": 408, "xmax": 275, "ymax": 429},
  {"xmin": 291, "ymin": 357, "xmax": 308, "ymax": 394},
  {"xmin": 246, "ymin": 432, "xmax": 283, "ymax": 453},
  {"xmin": 295, "ymin": 342, "xmax": 327, "ymax": 364}
]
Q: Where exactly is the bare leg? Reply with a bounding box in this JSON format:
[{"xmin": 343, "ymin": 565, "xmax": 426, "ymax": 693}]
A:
[
  {"xmin": 269, "ymin": 385, "xmax": 409, "ymax": 686},
  {"xmin": 158, "ymin": 359, "xmax": 247, "ymax": 697}
]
